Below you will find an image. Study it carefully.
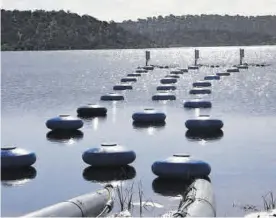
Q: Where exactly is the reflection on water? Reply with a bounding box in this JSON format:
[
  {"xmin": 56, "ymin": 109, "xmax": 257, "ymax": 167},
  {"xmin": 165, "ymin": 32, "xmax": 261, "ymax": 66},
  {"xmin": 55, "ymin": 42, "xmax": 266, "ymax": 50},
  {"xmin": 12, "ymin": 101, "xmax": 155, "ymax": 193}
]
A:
[
  {"xmin": 185, "ymin": 130, "xmax": 224, "ymax": 142},
  {"xmin": 46, "ymin": 130, "xmax": 83, "ymax": 145},
  {"xmin": 132, "ymin": 122, "xmax": 166, "ymax": 135},
  {"xmin": 78, "ymin": 115, "xmax": 107, "ymax": 131},
  {"xmin": 82, "ymin": 165, "xmax": 136, "ymax": 183},
  {"xmin": 1, "ymin": 166, "xmax": 37, "ymax": 187},
  {"xmin": 152, "ymin": 177, "xmax": 193, "ymax": 197}
]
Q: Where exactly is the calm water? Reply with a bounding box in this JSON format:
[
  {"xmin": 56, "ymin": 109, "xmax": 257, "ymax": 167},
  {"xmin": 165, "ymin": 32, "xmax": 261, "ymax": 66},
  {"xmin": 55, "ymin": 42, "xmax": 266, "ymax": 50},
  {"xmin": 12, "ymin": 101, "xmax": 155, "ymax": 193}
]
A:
[{"xmin": 1, "ymin": 46, "xmax": 276, "ymax": 217}]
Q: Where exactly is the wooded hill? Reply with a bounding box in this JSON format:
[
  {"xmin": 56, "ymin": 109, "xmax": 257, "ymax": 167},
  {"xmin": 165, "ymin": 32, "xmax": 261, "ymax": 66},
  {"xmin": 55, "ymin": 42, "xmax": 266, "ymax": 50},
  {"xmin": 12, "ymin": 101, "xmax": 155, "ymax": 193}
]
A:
[{"xmin": 1, "ymin": 10, "xmax": 276, "ymax": 51}]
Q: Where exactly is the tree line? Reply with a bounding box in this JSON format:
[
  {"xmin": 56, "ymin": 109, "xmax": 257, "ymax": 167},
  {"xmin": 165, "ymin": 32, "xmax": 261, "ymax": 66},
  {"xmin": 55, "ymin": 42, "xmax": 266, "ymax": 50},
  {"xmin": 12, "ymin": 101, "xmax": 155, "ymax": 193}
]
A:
[{"xmin": 1, "ymin": 10, "xmax": 276, "ymax": 51}]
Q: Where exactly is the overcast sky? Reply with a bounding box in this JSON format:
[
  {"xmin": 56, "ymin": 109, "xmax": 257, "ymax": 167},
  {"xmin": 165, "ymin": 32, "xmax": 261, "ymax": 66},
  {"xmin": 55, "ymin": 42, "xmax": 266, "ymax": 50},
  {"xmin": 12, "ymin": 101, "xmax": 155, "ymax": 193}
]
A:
[{"xmin": 2, "ymin": 0, "xmax": 276, "ymax": 21}]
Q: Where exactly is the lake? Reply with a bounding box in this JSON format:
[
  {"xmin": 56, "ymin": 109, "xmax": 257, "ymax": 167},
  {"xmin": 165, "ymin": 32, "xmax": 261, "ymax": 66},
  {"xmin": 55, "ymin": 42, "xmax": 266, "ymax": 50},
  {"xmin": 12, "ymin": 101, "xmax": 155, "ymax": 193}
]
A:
[{"xmin": 1, "ymin": 46, "xmax": 276, "ymax": 217}]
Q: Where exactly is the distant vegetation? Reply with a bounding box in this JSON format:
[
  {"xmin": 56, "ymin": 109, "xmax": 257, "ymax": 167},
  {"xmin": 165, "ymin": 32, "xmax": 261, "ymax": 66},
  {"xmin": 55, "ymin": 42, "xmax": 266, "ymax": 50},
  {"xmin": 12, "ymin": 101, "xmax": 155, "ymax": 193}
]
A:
[
  {"xmin": 1, "ymin": 10, "xmax": 276, "ymax": 51},
  {"xmin": 1, "ymin": 9, "xmax": 153, "ymax": 51},
  {"xmin": 118, "ymin": 14, "xmax": 276, "ymax": 47}
]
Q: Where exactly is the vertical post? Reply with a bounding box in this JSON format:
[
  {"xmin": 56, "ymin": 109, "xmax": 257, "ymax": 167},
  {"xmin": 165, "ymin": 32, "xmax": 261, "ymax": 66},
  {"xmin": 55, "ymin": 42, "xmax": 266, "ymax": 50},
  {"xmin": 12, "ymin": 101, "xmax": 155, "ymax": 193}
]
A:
[
  {"xmin": 240, "ymin": 49, "xmax": 244, "ymax": 65},
  {"xmin": 145, "ymin": 51, "xmax": 150, "ymax": 66},
  {"xmin": 195, "ymin": 49, "xmax": 199, "ymax": 66}
]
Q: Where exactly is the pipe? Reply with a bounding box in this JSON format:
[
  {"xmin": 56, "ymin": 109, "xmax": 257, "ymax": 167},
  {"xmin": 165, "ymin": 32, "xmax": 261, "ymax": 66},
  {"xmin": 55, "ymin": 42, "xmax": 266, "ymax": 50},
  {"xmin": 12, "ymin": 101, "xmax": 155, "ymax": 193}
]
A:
[
  {"xmin": 21, "ymin": 185, "xmax": 114, "ymax": 217},
  {"xmin": 173, "ymin": 178, "xmax": 216, "ymax": 217}
]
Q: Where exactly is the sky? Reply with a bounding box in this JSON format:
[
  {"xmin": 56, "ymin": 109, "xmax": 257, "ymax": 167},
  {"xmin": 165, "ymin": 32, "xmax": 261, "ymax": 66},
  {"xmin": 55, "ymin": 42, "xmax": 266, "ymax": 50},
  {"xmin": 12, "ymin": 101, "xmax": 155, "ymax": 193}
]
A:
[{"xmin": 1, "ymin": 0, "xmax": 276, "ymax": 22}]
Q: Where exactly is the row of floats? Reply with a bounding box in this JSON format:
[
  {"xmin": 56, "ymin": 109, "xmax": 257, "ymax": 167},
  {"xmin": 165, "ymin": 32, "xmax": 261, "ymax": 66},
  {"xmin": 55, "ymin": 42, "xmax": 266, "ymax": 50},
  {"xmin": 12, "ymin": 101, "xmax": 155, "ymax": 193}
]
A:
[
  {"xmin": 2, "ymin": 62, "xmax": 255, "ymax": 216},
  {"xmin": 1, "ymin": 143, "xmax": 210, "ymax": 180}
]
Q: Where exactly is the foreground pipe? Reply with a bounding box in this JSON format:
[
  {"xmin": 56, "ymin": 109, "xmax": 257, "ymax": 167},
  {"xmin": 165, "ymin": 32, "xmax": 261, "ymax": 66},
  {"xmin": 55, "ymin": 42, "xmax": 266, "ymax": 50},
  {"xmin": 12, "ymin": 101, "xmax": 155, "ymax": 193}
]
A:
[
  {"xmin": 21, "ymin": 185, "xmax": 113, "ymax": 217},
  {"xmin": 173, "ymin": 178, "xmax": 215, "ymax": 217}
]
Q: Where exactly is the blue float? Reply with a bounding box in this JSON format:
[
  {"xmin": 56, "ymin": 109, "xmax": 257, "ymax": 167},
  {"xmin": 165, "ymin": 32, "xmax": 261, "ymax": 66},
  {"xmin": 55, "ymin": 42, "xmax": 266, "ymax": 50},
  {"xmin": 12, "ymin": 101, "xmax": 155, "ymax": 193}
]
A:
[
  {"xmin": 127, "ymin": 73, "xmax": 141, "ymax": 77},
  {"xmin": 136, "ymin": 69, "xmax": 148, "ymax": 73},
  {"xmin": 193, "ymin": 81, "xmax": 212, "ymax": 87},
  {"xmin": 100, "ymin": 93, "xmax": 124, "ymax": 101},
  {"xmin": 160, "ymin": 78, "xmax": 177, "ymax": 84},
  {"xmin": 152, "ymin": 92, "xmax": 176, "ymax": 101},
  {"xmin": 46, "ymin": 115, "xmax": 83, "ymax": 130},
  {"xmin": 184, "ymin": 99, "xmax": 212, "ymax": 108},
  {"xmin": 237, "ymin": 65, "xmax": 248, "ymax": 69},
  {"xmin": 165, "ymin": 75, "xmax": 180, "ymax": 79},
  {"xmin": 170, "ymin": 70, "xmax": 183, "ymax": 75},
  {"xmin": 185, "ymin": 115, "xmax": 223, "ymax": 132},
  {"xmin": 132, "ymin": 108, "xmax": 166, "ymax": 123},
  {"xmin": 77, "ymin": 104, "xmax": 107, "ymax": 117},
  {"xmin": 82, "ymin": 143, "xmax": 136, "ymax": 167},
  {"xmin": 113, "ymin": 84, "xmax": 133, "ymax": 90},
  {"xmin": 216, "ymin": 72, "xmax": 230, "ymax": 76},
  {"xmin": 121, "ymin": 77, "xmax": 137, "ymax": 82},
  {"xmin": 1, "ymin": 147, "xmax": 36, "ymax": 169},
  {"xmin": 227, "ymin": 68, "xmax": 240, "ymax": 72},
  {"xmin": 188, "ymin": 66, "xmax": 199, "ymax": 70},
  {"xmin": 204, "ymin": 75, "xmax": 220, "ymax": 80},
  {"xmin": 157, "ymin": 85, "xmax": 176, "ymax": 91},
  {"xmin": 143, "ymin": 66, "xmax": 154, "ymax": 70},
  {"xmin": 152, "ymin": 154, "xmax": 211, "ymax": 179},
  {"xmin": 189, "ymin": 88, "xmax": 211, "ymax": 95}
]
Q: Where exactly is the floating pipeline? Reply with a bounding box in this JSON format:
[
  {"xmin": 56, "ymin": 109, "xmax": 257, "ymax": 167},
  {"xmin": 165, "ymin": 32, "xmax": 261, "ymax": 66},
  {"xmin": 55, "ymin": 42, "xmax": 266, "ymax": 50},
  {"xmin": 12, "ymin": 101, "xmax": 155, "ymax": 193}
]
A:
[
  {"xmin": 171, "ymin": 178, "xmax": 216, "ymax": 217},
  {"xmin": 21, "ymin": 185, "xmax": 114, "ymax": 217}
]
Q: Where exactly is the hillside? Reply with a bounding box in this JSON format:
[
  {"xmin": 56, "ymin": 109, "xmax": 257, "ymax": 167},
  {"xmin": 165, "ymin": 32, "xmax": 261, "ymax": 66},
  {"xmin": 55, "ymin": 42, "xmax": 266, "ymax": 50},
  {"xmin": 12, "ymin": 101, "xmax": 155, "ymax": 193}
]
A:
[
  {"xmin": 1, "ymin": 10, "xmax": 154, "ymax": 51},
  {"xmin": 118, "ymin": 14, "xmax": 276, "ymax": 47},
  {"xmin": 1, "ymin": 10, "xmax": 276, "ymax": 51}
]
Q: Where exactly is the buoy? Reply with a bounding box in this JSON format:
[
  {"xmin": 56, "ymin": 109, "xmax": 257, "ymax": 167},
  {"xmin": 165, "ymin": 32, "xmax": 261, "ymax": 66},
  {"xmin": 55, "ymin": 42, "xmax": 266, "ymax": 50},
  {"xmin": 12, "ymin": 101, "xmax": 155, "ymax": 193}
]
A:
[
  {"xmin": 132, "ymin": 108, "xmax": 166, "ymax": 123},
  {"xmin": 171, "ymin": 178, "xmax": 216, "ymax": 217},
  {"xmin": 216, "ymin": 72, "xmax": 230, "ymax": 76},
  {"xmin": 160, "ymin": 78, "xmax": 177, "ymax": 84},
  {"xmin": 188, "ymin": 66, "xmax": 199, "ymax": 70},
  {"xmin": 143, "ymin": 66, "xmax": 154, "ymax": 70},
  {"xmin": 227, "ymin": 68, "xmax": 239, "ymax": 72},
  {"xmin": 22, "ymin": 186, "xmax": 114, "ymax": 217},
  {"xmin": 100, "ymin": 93, "xmax": 124, "ymax": 101},
  {"xmin": 121, "ymin": 77, "xmax": 137, "ymax": 82},
  {"xmin": 157, "ymin": 85, "xmax": 176, "ymax": 91},
  {"xmin": 237, "ymin": 65, "xmax": 248, "ymax": 69},
  {"xmin": 82, "ymin": 143, "xmax": 136, "ymax": 167},
  {"xmin": 1, "ymin": 147, "xmax": 36, "ymax": 169},
  {"xmin": 136, "ymin": 69, "xmax": 148, "ymax": 73},
  {"xmin": 185, "ymin": 130, "xmax": 223, "ymax": 141},
  {"xmin": 180, "ymin": 68, "xmax": 188, "ymax": 72},
  {"xmin": 189, "ymin": 88, "xmax": 211, "ymax": 95},
  {"xmin": 46, "ymin": 115, "xmax": 83, "ymax": 130},
  {"xmin": 1, "ymin": 166, "xmax": 37, "ymax": 187},
  {"xmin": 46, "ymin": 130, "xmax": 84, "ymax": 143},
  {"xmin": 77, "ymin": 104, "xmax": 107, "ymax": 117},
  {"xmin": 193, "ymin": 81, "xmax": 212, "ymax": 87},
  {"xmin": 152, "ymin": 92, "xmax": 176, "ymax": 101},
  {"xmin": 83, "ymin": 165, "xmax": 136, "ymax": 183},
  {"xmin": 185, "ymin": 115, "xmax": 223, "ymax": 132},
  {"xmin": 170, "ymin": 70, "xmax": 183, "ymax": 75},
  {"xmin": 152, "ymin": 177, "xmax": 193, "ymax": 197},
  {"xmin": 165, "ymin": 75, "xmax": 180, "ymax": 79},
  {"xmin": 204, "ymin": 75, "xmax": 220, "ymax": 80},
  {"xmin": 184, "ymin": 99, "xmax": 212, "ymax": 108},
  {"xmin": 152, "ymin": 154, "xmax": 211, "ymax": 179},
  {"xmin": 127, "ymin": 73, "xmax": 141, "ymax": 77},
  {"xmin": 113, "ymin": 84, "xmax": 133, "ymax": 90}
]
